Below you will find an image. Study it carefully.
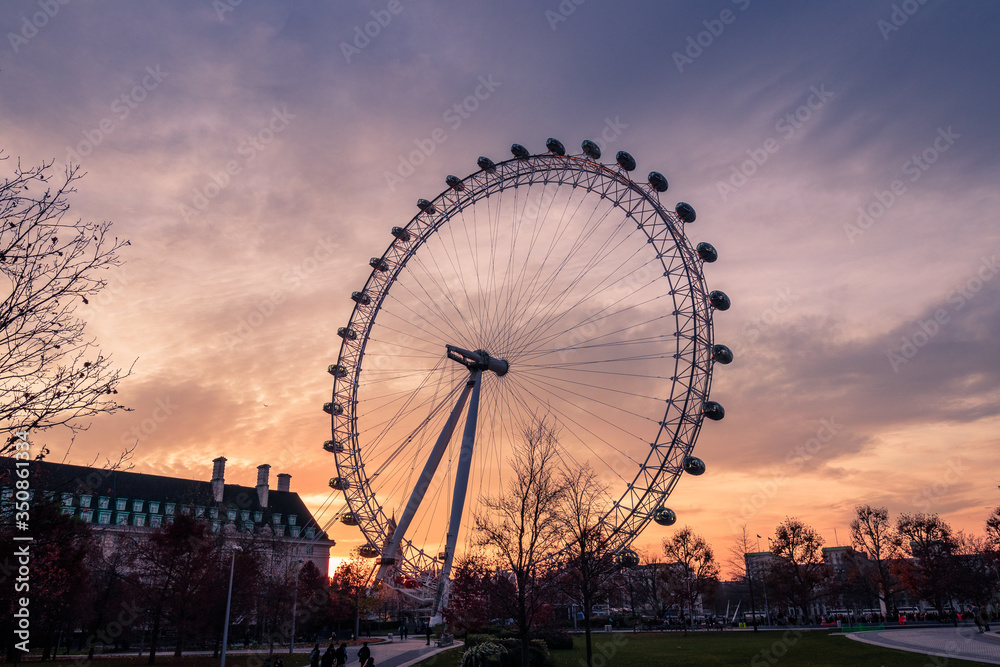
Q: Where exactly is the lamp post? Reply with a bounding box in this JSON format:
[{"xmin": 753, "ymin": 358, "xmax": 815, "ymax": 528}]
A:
[
  {"xmin": 221, "ymin": 546, "xmax": 242, "ymax": 667},
  {"xmin": 289, "ymin": 559, "xmax": 304, "ymax": 655}
]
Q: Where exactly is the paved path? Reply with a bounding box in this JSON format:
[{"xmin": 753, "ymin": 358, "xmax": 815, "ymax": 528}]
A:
[{"xmin": 847, "ymin": 627, "xmax": 1000, "ymax": 665}]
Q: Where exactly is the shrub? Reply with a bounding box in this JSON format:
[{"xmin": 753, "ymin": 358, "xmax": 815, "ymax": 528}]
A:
[
  {"xmin": 538, "ymin": 631, "xmax": 573, "ymax": 650},
  {"xmin": 461, "ymin": 641, "xmax": 508, "ymax": 667}
]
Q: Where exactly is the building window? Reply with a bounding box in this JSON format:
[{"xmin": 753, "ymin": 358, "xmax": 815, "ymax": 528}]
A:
[
  {"xmin": 195, "ymin": 506, "xmax": 205, "ymax": 518},
  {"xmin": 210, "ymin": 507, "xmax": 219, "ymax": 519},
  {"xmin": 227, "ymin": 509, "xmax": 237, "ymax": 521},
  {"xmin": 273, "ymin": 513, "xmax": 283, "ymax": 525},
  {"xmin": 305, "ymin": 546, "xmax": 314, "ymax": 555},
  {"xmin": 165, "ymin": 503, "xmax": 175, "ymax": 516},
  {"xmin": 240, "ymin": 510, "xmax": 250, "ymax": 521},
  {"xmin": 115, "ymin": 498, "xmax": 127, "ymax": 511},
  {"xmin": 80, "ymin": 495, "xmax": 92, "ymax": 508},
  {"xmin": 288, "ymin": 514, "xmax": 297, "ymax": 526},
  {"xmin": 306, "ymin": 527, "xmax": 315, "ymax": 539},
  {"xmin": 180, "ymin": 506, "xmax": 191, "ymax": 515},
  {"xmin": 149, "ymin": 501, "xmax": 160, "ymax": 514},
  {"xmin": 1, "ymin": 489, "xmax": 12, "ymax": 501},
  {"xmin": 98, "ymin": 496, "xmax": 110, "ymax": 509},
  {"xmin": 211, "ymin": 520, "xmax": 220, "ymax": 533},
  {"xmin": 61, "ymin": 492, "xmax": 73, "ymax": 506},
  {"xmin": 150, "ymin": 515, "xmax": 163, "ymax": 528},
  {"xmin": 253, "ymin": 511, "xmax": 263, "ymax": 523},
  {"xmin": 290, "ymin": 526, "xmax": 301, "ymax": 538},
  {"xmin": 244, "ymin": 522, "xmax": 254, "ymax": 534},
  {"xmin": 98, "ymin": 511, "xmax": 112, "ymax": 525},
  {"xmin": 116, "ymin": 512, "xmax": 129, "ymax": 525},
  {"xmin": 61, "ymin": 506, "xmax": 75, "ymax": 516},
  {"xmin": 134, "ymin": 514, "xmax": 146, "ymax": 527},
  {"xmin": 132, "ymin": 499, "xmax": 144, "ymax": 512},
  {"xmin": 80, "ymin": 509, "xmax": 93, "ymax": 523}
]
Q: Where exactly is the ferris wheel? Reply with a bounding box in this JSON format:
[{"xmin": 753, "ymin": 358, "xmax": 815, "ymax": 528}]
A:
[{"xmin": 324, "ymin": 138, "xmax": 732, "ymax": 616}]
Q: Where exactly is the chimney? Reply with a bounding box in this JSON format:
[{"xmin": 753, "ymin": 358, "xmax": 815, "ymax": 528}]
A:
[
  {"xmin": 276, "ymin": 473, "xmax": 291, "ymax": 493},
  {"xmin": 256, "ymin": 464, "xmax": 270, "ymax": 507},
  {"xmin": 211, "ymin": 457, "xmax": 226, "ymax": 503}
]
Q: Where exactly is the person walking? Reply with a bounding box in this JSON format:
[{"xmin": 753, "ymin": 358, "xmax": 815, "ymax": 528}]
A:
[
  {"xmin": 309, "ymin": 644, "xmax": 321, "ymax": 667},
  {"xmin": 981, "ymin": 604, "xmax": 992, "ymax": 632},
  {"xmin": 973, "ymin": 606, "xmax": 983, "ymax": 633},
  {"xmin": 357, "ymin": 641, "xmax": 371, "ymax": 665},
  {"xmin": 335, "ymin": 643, "xmax": 348, "ymax": 666},
  {"xmin": 321, "ymin": 644, "xmax": 335, "ymax": 667}
]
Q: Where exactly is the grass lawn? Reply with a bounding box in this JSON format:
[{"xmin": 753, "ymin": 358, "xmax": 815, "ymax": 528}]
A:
[{"xmin": 411, "ymin": 630, "xmax": 989, "ymax": 667}]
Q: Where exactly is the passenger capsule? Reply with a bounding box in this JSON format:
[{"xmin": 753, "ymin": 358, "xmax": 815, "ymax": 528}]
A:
[
  {"xmin": 682, "ymin": 456, "xmax": 707, "ymax": 476},
  {"xmin": 581, "ymin": 140, "xmax": 602, "ymax": 160},
  {"xmin": 370, "ymin": 257, "xmax": 389, "ymax": 272},
  {"xmin": 709, "ymin": 290, "xmax": 731, "ymax": 311},
  {"xmin": 328, "ymin": 364, "xmax": 348, "ymax": 378},
  {"xmin": 391, "ymin": 227, "xmax": 411, "ymax": 242},
  {"xmin": 546, "ymin": 138, "xmax": 566, "ymax": 156},
  {"xmin": 511, "ymin": 144, "xmax": 530, "ymax": 159},
  {"xmin": 675, "ymin": 202, "xmax": 697, "ymax": 223},
  {"xmin": 340, "ymin": 513, "xmax": 359, "ymax": 526},
  {"xmin": 351, "ymin": 291, "xmax": 371, "ymax": 305},
  {"xmin": 445, "ymin": 174, "xmax": 465, "ymax": 190},
  {"xmin": 648, "ymin": 171, "xmax": 669, "ymax": 192},
  {"xmin": 359, "ymin": 544, "xmax": 380, "ymax": 558},
  {"xmin": 477, "ymin": 156, "xmax": 496, "ymax": 172},
  {"xmin": 616, "ymin": 151, "xmax": 637, "ymax": 171},
  {"xmin": 653, "ymin": 507, "xmax": 677, "ymax": 526},
  {"xmin": 712, "ymin": 344, "xmax": 734, "ymax": 365},
  {"xmin": 378, "ymin": 556, "xmax": 396, "ymax": 566},
  {"xmin": 618, "ymin": 549, "xmax": 640, "ymax": 568},
  {"xmin": 329, "ymin": 477, "xmax": 350, "ymax": 491},
  {"xmin": 438, "ymin": 550, "xmax": 448, "ymax": 560},
  {"xmin": 337, "ymin": 327, "xmax": 357, "ymax": 340},
  {"xmin": 696, "ymin": 242, "xmax": 718, "ymax": 263},
  {"xmin": 417, "ymin": 199, "xmax": 436, "ymax": 214},
  {"xmin": 323, "ymin": 402, "xmax": 344, "ymax": 416},
  {"xmin": 703, "ymin": 401, "xmax": 726, "ymax": 421},
  {"xmin": 323, "ymin": 439, "xmax": 345, "ymax": 454}
]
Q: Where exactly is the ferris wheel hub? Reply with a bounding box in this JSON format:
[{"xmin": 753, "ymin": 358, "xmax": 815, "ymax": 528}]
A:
[{"xmin": 445, "ymin": 344, "xmax": 509, "ymax": 377}]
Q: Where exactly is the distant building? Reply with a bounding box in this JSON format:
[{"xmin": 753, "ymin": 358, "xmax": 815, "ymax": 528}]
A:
[{"xmin": 0, "ymin": 455, "xmax": 334, "ymax": 574}]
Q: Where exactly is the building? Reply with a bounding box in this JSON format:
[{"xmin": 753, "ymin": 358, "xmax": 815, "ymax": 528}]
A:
[{"xmin": 0, "ymin": 455, "xmax": 334, "ymax": 574}]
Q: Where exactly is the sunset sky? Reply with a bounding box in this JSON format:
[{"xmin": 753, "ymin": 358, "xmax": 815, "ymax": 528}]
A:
[{"xmin": 3, "ymin": 1, "xmax": 999, "ymax": 573}]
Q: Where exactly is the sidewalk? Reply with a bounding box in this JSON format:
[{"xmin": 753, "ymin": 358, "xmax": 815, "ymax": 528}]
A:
[{"xmin": 847, "ymin": 626, "xmax": 1000, "ymax": 665}]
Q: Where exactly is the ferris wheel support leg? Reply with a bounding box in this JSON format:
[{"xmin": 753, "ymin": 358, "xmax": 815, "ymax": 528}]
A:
[
  {"xmin": 374, "ymin": 377, "xmax": 476, "ymax": 585},
  {"xmin": 432, "ymin": 369, "xmax": 483, "ymax": 620}
]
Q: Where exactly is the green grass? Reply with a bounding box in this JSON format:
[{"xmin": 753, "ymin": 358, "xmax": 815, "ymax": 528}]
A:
[{"xmin": 411, "ymin": 630, "xmax": 989, "ymax": 667}]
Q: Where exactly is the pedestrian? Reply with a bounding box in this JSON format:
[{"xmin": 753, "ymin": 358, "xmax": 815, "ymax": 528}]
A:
[
  {"xmin": 426, "ymin": 624, "xmax": 432, "ymax": 646},
  {"xmin": 973, "ymin": 606, "xmax": 983, "ymax": 633},
  {"xmin": 357, "ymin": 641, "xmax": 371, "ymax": 665},
  {"xmin": 335, "ymin": 643, "xmax": 348, "ymax": 666},
  {"xmin": 321, "ymin": 644, "xmax": 335, "ymax": 667},
  {"xmin": 309, "ymin": 644, "xmax": 321, "ymax": 667},
  {"xmin": 402, "ymin": 624, "xmax": 408, "ymax": 640},
  {"xmin": 980, "ymin": 604, "xmax": 992, "ymax": 632}
]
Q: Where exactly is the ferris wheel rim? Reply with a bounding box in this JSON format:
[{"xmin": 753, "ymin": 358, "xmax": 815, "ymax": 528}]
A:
[{"xmin": 327, "ymin": 144, "xmax": 722, "ymax": 598}]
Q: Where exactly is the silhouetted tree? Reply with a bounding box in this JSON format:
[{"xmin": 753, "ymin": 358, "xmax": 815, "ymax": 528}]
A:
[
  {"xmin": 661, "ymin": 526, "xmax": 720, "ymax": 633},
  {"xmin": 767, "ymin": 517, "xmax": 830, "ymax": 623},
  {"xmin": 0, "ymin": 153, "xmax": 131, "ymax": 455},
  {"xmin": 894, "ymin": 512, "xmax": 957, "ymax": 614},
  {"xmin": 849, "ymin": 505, "xmax": 902, "ymax": 614}
]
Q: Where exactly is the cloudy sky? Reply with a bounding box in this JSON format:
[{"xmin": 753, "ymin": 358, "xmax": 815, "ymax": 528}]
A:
[{"xmin": 3, "ymin": 0, "xmax": 998, "ymax": 571}]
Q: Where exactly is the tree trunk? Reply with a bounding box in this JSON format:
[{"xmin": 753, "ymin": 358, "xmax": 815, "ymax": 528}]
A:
[
  {"xmin": 147, "ymin": 610, "xmax": 161, "ymax": 665},
  {"xmin": 583, "ymin": 588, "xmax": 594, "ymax": 667}
]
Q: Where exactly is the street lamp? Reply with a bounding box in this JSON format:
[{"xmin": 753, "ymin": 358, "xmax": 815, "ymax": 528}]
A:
[
  {"xmin": 221, "ymin": 546, "xmax": 242, "ymax": 667},
  {"xmin": 289, "ymin": 559, "xmax": 304, "ymax": 655}
]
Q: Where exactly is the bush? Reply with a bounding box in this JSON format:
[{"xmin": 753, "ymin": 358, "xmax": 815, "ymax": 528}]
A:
[
  {"xmin": 465, "ymin": 634, "xmax": 499, "ymax": 649},
  {"xmin": 496, "ymin": 639, "xmax": 555, "ymax": 667},
  {"xmin": 461, "ymin": 641, "xmax": 508, "ymax": 667},
  {"xmin": 538, "ymin": 631, "xmax": 573, "ymax": 650}
]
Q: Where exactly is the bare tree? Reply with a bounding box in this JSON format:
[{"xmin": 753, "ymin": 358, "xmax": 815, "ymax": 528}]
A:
[
  {"xmin": 849, "ymin": 504, "xmax": 901, "ymax": 615},
  {"xmin": 556, "ymin": 464, "xmax": 618, "ymax": 667},
  {"xmin": 661, "ymin": 526, "xmax": 720, "ymax": 633},
  {"xmin": 726, "ymin": 525, "xmax": 762, "ymax": 630},
  {"xmin": 895, "ymin": 512, "xmax": 957, "ymax": 614},
  {"xmin": 767, "ymin": 517, "xmax": 830, "ymax": 623},
  {"xmin": 0, "ymin": 155, "xmax": 131, "ymax": 454},
  {"xmin": 473, "ymin": 416, "xmax": 565, "ymax": 667}
]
